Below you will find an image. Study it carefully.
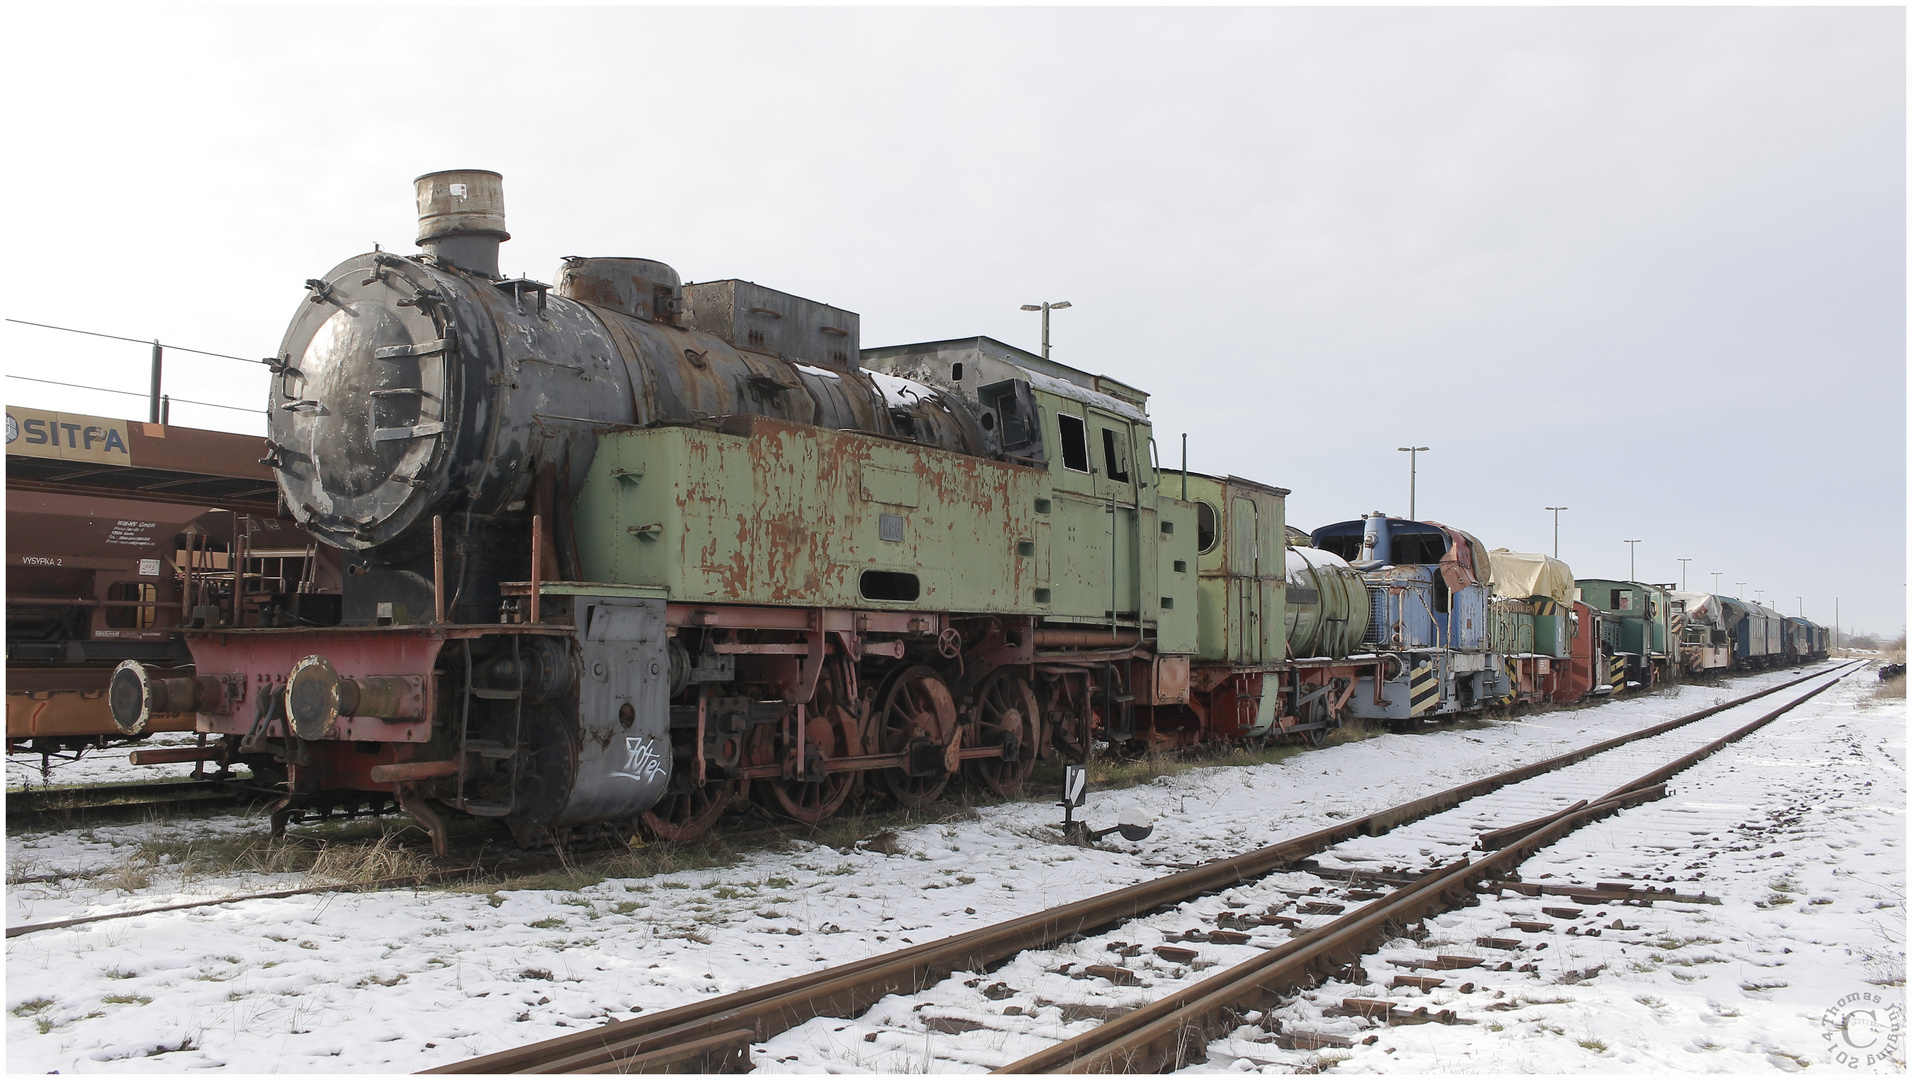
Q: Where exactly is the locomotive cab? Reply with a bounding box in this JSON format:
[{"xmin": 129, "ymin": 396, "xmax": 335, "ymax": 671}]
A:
[{"xmin": 1309, "ymin": 514, "xmax": 1496, "ymax": 719}]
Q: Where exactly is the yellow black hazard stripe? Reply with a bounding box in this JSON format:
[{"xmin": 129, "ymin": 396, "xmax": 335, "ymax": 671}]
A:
[
  {"xmin": 1532, "ymin": 599, "xmax": 1560, "ymax": 616},
  {"xmin": 1609, "ymin": 655, "xmax": 1628, "ymax": 686},
  {"xmin": 1670, "ymin": 608, "xmax": 1684, "ymax": 636},
  {"xmin": 1409, "ymin": 663, "xmax": 1440, "ymax": 715}
]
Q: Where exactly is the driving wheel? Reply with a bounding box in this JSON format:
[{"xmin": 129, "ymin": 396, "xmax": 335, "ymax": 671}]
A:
[
  {"xmin": 1037, "ymin": 672, "xmax": 1092, "ymax": 764},
  {"xmin": 754, "ymin": 659, "xmax": 860, "ymax": 826},
  {"xmin": 874, "ymin": 665, "xmax": 958, "ymax": 808},
  {"xmin": 965, "ymin": 669, "xmax": 1039, "ymax": 797}
]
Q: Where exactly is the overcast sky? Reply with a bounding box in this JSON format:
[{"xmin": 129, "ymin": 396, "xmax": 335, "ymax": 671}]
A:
[{"xmin": 4, "ymin": 7, "xmax": 1904, "ymax": 636}]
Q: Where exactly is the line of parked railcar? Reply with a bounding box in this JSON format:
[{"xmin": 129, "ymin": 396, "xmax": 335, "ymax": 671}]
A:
[
  {"xmin": 99, "ymin": 169, "xmax": 1830, "ymax": 851},
  {"xmin": 5, "ymin": 415, "xmax": 342, "ymax": 771}
]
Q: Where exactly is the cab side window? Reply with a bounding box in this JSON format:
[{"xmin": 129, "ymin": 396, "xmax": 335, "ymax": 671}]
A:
[
  {"xmin": 1100, "ymin": 427, "xmax": 1130, "ymax": 482},
  {"xmin": 1057, "ymin": 414, "xmax": 1090, "ymax": 472}
]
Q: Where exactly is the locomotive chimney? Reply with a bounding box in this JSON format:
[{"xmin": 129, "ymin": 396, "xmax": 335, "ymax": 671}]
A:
[{"xmin": 414, "ymin": 169, "xmax": 508, "ymax": 278}]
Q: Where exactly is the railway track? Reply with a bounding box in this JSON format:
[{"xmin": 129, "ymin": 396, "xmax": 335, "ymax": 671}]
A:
[
  {"xmin": 425, "ymin": 660, "xmax": 1859, "ymax": 1074},
  {"xmin": 1, "ymin": 816, "xmax": 818, "ymax": 940},
  {"xmin": 990, "ymin": 660, "xmax": 1862, "ymax": 1072},
  {"xmin": 4, "ymin": 778, "xmax": 248, "ymax": 826}
]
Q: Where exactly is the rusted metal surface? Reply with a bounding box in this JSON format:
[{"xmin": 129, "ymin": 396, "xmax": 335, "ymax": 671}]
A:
[
  {"xmin": 106, "ymin": 664, "xmax": 231, "ymax": 736},
  {"xmin": 414, "ymin": 170, "xmax": 508, "ymax": 277},
  {"xmin": 193, "ymin": 172, "xmax": 1220, "ymax": 845},
  {"xmin": 1033, "ymin": 630, "xmax": 1139, "ymax": 647},
  {"xmin": 10, "ymin": 491, "xmax": 203, "ymax": 646},
  {"xmin": 432, "ymin": 515, "xmax": 445, "ymax": 623},
  {"xmin": 1147, "ymin": 654, "xmax": 1191, "ymax": 705},
  {"xmin": 527, "ymin": 515, "xmax": 542, "ymax": 625},
  {"xmin": 368, "ymin": 760, "xmax": 458, "ymax": 783},
  {"xmin": 682, "ymin": 279, "xmax": 862, "ymax": 372},
  {"xmin": 573, "ymin": 417, "xmax": 1045, "ymax": 614},
  {"xmin": 556, "ymin": 257, "xmax": 683, "ymax": 324},
  {"xmin": 285, "ymin": 656, "xmax": 427, "ymax": 739},
  {"xmin": 8, "ymin": 441, "xmax": 337, "ymax": 751},
  {"xmin": 6, "ymin": 414, "xmax": 277, "ymax": 511},
  {"xmin": 1283, "ymin": 546, "xmax": 1369, "ymax": 659},
  {"xmin": 125, "ymin": 745, "xmax": 224, "ymax": 766},
  {"xmin": 10, "ymin": 690, "xmax": 194, "ymax": 739},
  {"xmin": 180, "ymin": 630, "xmax": 449, "ymax": 744},
  {"xmin": 1549, "ymin": 600, "xmax": 1602, "ymax": 702},
  {"xmin": 271, "ymin": 232, "xmax": 1015, "ymax": 630},
  {"xmin": 273, "ymin": 174, "xmax": 991, "ymax": 583}
]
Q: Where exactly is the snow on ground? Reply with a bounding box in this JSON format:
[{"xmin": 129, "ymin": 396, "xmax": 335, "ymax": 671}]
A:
[
  {"xmin": 8, "ymin": 731, "xmax": 214, "ymax": 791},
  {"xmin": 1202, "ymin": 666, "xmax": 1906, "ymax": 1074},
  {"xmin": 5, "ymin": 663, "xmax": 1899, "ymax": 1072}
]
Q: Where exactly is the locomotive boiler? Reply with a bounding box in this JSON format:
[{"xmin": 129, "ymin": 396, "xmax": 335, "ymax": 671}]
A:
[{"xmin": 267, "ymin": 170, "xmax": 987, "ymax": 623}]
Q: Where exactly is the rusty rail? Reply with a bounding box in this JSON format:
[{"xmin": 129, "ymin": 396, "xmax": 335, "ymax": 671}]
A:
[
  {"xmin": 1001, "ymin": 662, "xmax": 1860, "ymax": 1072},
  {"xmin": 423, "ymin": 662, "xmax": 1857, "ymax": 1074},
  {"xmin": 5, "ymin": 779, "xmax": 240, "ymax": 828},
  {"xmin": 3, "ymin": 848, "xmax": 595, "ymax": 939}
]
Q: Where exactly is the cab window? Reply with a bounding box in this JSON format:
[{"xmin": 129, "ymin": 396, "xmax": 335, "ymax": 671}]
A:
[
  {"xmin": 1100, "ymin": 427, "xmax": 1130, "ymax": 482},
  {"xmin": 1057, "ymin": 414, "xmax": 1090, "ymax": 472}
]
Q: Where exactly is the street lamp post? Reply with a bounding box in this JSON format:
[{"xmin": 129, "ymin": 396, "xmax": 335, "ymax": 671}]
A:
[
  {"xmin": 1712, "ymin": 572, "xmax": 1723, "ymax": 593},
  {"xmin": 1623, "ymin": 539, "xmax": 1641, "ymax": 581},
  {"xmin": 1398, "ymin": 447, "xmax": 1429, "ymax": 520},
  {"xmin": 1677, "ymin": 558, "xmax": 1691, "ymax": 591},
  {"xmin": 1545, "ymin": 506, "xmax": 1568, "ymax": 558},
  {"xmin": 1797, "ymin": 596, "xmax": 1803, "ymax": 616},
  {"xmin": 1019, "ymin": 301, "xmax": 1072, "ymax": 360}
]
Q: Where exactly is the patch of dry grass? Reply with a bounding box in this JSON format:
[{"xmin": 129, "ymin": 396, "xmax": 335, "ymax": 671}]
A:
[
  {"xmin": 1324, "ymin": 719, "xmax": 1378, "ymax": 745},
  {"xmin": 1068, "ymin": 740, "xmax": 1309, "ymax": 792},
  {"xmin": 1873, "ymin": 674, "xmax": 1905, "ymax": 701},
  {"xmin": 305, "ymin": 834, "xmax": 433, "ymax": 885}
]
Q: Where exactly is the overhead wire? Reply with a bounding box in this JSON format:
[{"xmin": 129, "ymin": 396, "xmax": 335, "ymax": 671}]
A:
[
  {"xmin": 5, "ymin": 374, "xmax": 267, "ymax": 414},
  {"xmin": 4, "ymin": 317, "xmax": 270, "ymax": 414},
  {"xmin": 4, "ymin": 318, "xmax": 268, "ymax": 364}
]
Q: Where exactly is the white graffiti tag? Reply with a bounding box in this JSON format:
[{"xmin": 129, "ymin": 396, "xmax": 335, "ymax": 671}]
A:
[{"xmin": 611, "ymin": 736, "xmax": 667, "ymax": 783}]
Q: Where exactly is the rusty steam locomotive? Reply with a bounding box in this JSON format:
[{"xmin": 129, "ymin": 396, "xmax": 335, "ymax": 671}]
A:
[{"xmin": 113, "ymin": 170, "xmax": 1221, "ymax": 850}]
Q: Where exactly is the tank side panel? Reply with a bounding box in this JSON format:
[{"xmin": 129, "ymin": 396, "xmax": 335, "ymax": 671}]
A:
[{"xmin": 574, "ymin": 421, "xmax": 1040, "ymax": 613}]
